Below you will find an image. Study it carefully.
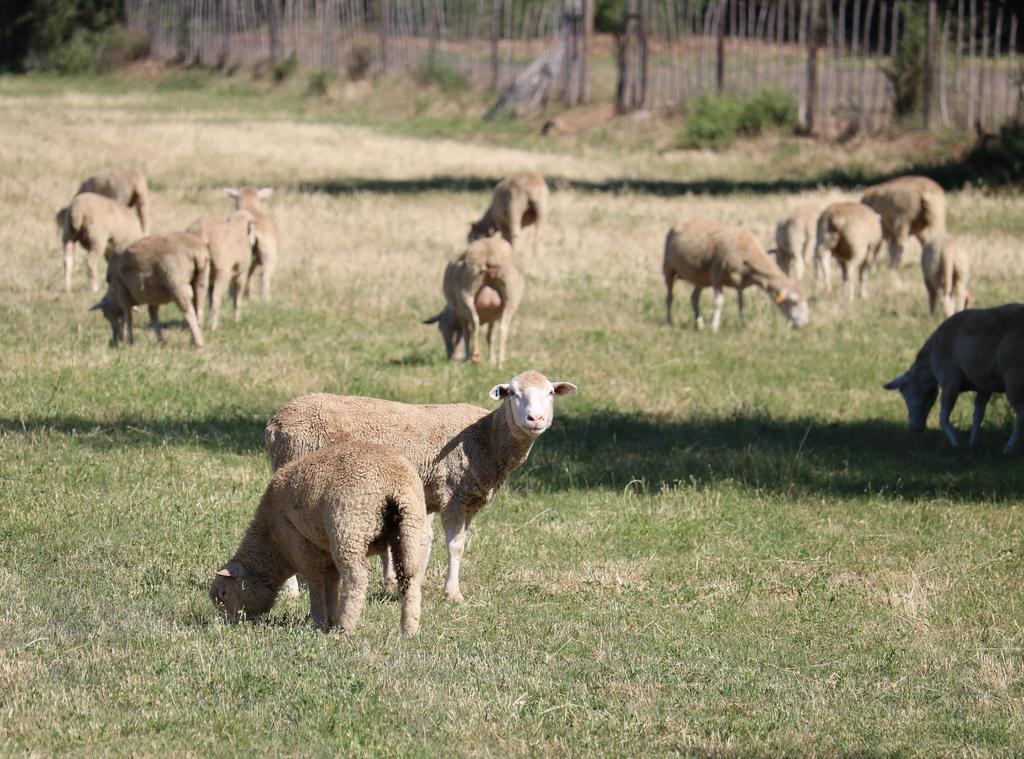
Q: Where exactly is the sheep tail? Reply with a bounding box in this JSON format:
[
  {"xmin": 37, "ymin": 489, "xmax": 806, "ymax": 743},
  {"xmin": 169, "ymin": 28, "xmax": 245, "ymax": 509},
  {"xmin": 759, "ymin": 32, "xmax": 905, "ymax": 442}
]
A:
[{"xmin": 391, "ymin": 489, "xmax": 427, "ymax": 589}]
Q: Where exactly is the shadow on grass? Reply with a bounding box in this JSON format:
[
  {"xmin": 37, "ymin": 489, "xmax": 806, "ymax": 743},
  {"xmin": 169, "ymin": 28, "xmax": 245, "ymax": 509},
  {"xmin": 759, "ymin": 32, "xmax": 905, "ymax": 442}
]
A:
[
  {"xmin": 525, "ymin": 409, "xmax": 1024, "ymax": 504},
  {"xmin": 3, "ymin": 407, "xmax": 1020, "ymax": 502},
  {"xmin": 0, "ymin": 411, "xmax": 266, "ymax": 455}
]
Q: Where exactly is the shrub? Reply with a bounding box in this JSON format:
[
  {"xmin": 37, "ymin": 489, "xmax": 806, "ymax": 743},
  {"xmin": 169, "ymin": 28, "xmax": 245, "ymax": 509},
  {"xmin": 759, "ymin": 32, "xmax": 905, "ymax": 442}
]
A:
[
  {"xmin": 414, "ymin": 62, "xmax": 468, "ymax": 93},
  {"xmin": 883, "ymin": 2, "xmax": 926, "ymax": 118},
  {"xmin": 306, "ymin": 69, "xmax": 335, "ymax": 96},
  {"xmin": 956, "ymin": 121, "xmax": 1024, "ymax": 186},
  {"xmin": 347, "ymin": 45, "xmax": 373, "ymax": 81},
  {"xmin": 680, "ymin": 89, "xmax": 798, "ymax": 150},
  {"xmin": 272, "ymin": 54, "xmax": 297, "ymax": 84}
]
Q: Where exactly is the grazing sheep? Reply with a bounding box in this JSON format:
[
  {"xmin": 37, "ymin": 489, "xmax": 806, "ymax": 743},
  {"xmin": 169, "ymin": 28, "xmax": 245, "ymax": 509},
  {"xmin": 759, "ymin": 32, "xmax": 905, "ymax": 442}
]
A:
[
  {"xmin": 773, "ymin": 207, "xmax": 818, "ymax": 281},
  {"xmin": 265, "ymin": 370, "xmax": 578, "ymax": 603},
  {"xmin": 91, "ymin": 232, "xmax": 209, "ymax": 348},
  {"xmin": 76, "ymin": 167, "xmax": 150, "ymax": 235},
  {"xmin": 210, "ymin": 440, "xmax": 428, "ymax": 636},
  {"xmin": 861, "ymin": 175, "xmax": 946, "ymax": 268},
  {"xmin": 884, "ymin": 304, "xmax": 1024, "ymax": 453},
  {"xmin": 186, "ymin": 211, "xmax": 256, "ymax": 330},
  {"xmin": 56, "ymin": 192, "xmax": 143, "ymax": 293},
  {"xmin": 663, "ymin": 218, "xmax": 810, "ymax": 331},
  {"xmin": 425, "ymin": 237, "xmax": 524, "ymax": 365},
  {"xmin": 423, "ymin": 286, "xmax": 503, "ymax": 361},
  {"xmin": 224, "ymin": 186, "xmax": 279, "ymax": 299},
  {"xmin": 468, "ymin": 171, "xmax": 549, "ymax": 253},
  {"xmin": 921, "ymin": 232, "xmax": 972, "ymax": 318},
  {"xmin": 814, "ymin": 201, "xmax": 885, "ymax": 300}
]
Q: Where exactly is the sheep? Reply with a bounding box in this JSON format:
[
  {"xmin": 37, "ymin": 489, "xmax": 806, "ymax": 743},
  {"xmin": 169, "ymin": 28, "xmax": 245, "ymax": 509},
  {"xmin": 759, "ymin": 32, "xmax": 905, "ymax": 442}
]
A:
[
  {"xmin": 210, "ymin": 440, "xmax": 428, "ymax": 636},
  {"xmin": 921, "ymin": 232, "xmax": 972, "ymax": 318},
  {"xmin": 860, "ymin": 175, "xmax": 946, "ymax": 268},
  {"xmin": 186, "ymin": 211, "xmax": 256, "ymax": 330},
  {"xmin": 884, "ymin": 304, "xmax": 1024, "ymax": 453},
  {"xmin": 773, "ymin": 207, "xmax": 818, "ymax": 281},
  {"xmin": 424, "ymin": 237, "xmax": 524, "ymax": 365},
  {"xmin": 224, "ymin": 186, "xmax": 279, "ymax": 299},
  {"xmin": 814, "ymin": 201, "xmax": 885, "ymax": 300},
  {"xmin": 468, "ymin": 171, "xmax": 549, "ymax": 253},
  {"xmin": 264, "ymin": 370, "xmax": 578, "ymax": 603},
  {"xmin": 76, "ymin": 167, "xmax": 150, "ymax": 235},
  {"xmin": 663, "ymin": 218, "xmax": 810, "ymax": 331},
  {"xmin": 91, "ymin": 232, "xmax": 209, "ymax": 348},
  {"xmin": 55, "ymin": 192, "xmax": 144, "ymax": 294}
]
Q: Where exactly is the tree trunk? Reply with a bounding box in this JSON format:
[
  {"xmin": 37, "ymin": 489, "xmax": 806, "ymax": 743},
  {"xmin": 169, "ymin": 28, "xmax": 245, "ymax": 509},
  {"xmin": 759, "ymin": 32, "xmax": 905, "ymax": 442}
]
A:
[
  {"xmin": 581, "ymin": 0, "xmax": 594, "ymax": 101},
  {"xmin": 967, "ymin": 0, "xmax": 977, "ymax": 130},
  {"xmin": 379, "ymin": 0, "xmax": 390, "ymax": 72},
  {"xmin": 716, "ymin": 0, "xmax": 726, "ymax": 93},
  {"xmin": 491, "ymin": 0, "xmax": 502, "ymax": 89},
  {"xmin": 268, "ymin": 0, "xmax": 280, "ymax": 66},
  {"xmin": 806, "ymin": 0, "xmax": 820, "ymax": 135},
  {"xmin": 939, "ymin": 5, "xmax": 951, "ymax": 126},
  {"xmin": 924, "ymin": 0, "xmax": 937, "ymax": 128},
  {"xmin": 977, "ymin": 0, "xmax": 989, "ymax": 132},
  {"xmin": 217, "ymin": 0, "xmax": 230, "ymax": 68},
  {"xmin": 428, "ymin": 0, "xmax": 440, "ymax": 68}
]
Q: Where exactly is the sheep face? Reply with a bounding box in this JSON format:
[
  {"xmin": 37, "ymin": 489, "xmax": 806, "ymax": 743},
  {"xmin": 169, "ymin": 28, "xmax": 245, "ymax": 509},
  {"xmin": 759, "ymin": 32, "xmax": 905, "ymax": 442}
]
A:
[
  {"xmin": 884, "ymin": 369, "xmax": 938, "ymax": 433},
  {"xmin": 490, "ymin": 371, "xmax": 577, "ymax": 438},
  {"xmin": 467, "ymin": 220, "xmax": 497, "ymax": 243},
  {"xmin": 775, "ymin": 289, "xmax": 810, "ymax": 328},
  {"xmin": 209, "ymin": 563, "xmax": 276, "ymax": 624},
  {"xmin": 90, "ymin": 295, "xmax": 124, "ymax": 345},
  {"xmin": 423, "ymin": 307, "xmax": 463, "ymax": 359}
]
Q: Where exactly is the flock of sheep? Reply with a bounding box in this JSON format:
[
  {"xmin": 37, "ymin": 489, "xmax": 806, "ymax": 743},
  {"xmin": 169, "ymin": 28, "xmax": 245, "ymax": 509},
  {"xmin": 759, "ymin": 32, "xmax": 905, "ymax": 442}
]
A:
[{"xmin": 53, "ymin": 166, "xmax": 1022, "ymax": 636}]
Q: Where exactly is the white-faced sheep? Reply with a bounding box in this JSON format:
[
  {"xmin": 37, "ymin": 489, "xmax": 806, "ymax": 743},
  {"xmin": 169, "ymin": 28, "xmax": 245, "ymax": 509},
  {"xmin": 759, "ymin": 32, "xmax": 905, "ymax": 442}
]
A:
[
  {"xmin": 921, "ymin": 232, "xmax": 972, "ymax": 318},
  {"xmin": 424, "ymin": 237, "xmax": 524, "ymax": 365},
  {"xmin": 663, "ymin": 218, "xmax": 810, "ymax": 331},
  {"xmin": 884, "ymin": 304, "xmax": 1024, "ymax": 453},
  {"xmin": 76, "ymin": 167, "xmax": 150, "ymax": 235},
  {"xmin": 774, "ymin": 207, "xmax": 818, "ymax": 281},
  {"xmin": 814, "ymin": 201, "xmax": 885, "ymax": 300},
  {"xmin": 186, "ymin": 211, "xmax": 256, "ymax": 330},
  {"xmin": 861, "ymin": 175, "xmax": 946, "ymax": 268},
  {"xmin": 468, "ymin": 171, "xmax": 549, "ymax": 253},
  {"xmin": 224, "ymin": 186, "xmax": 279, "ymax": 299},
  {"xmin": 56, "ymin": 192, "xmax": 144, "ymax": 294},
  {"xmin": 91, "ymin": 232, "xmax": 209, "ymax": 348},
  {"xmin": 210, "ymin": 440, "xmax": 428, "ymax": 636},
  {"xmin": 264, "ymin": 370, "xmax": 578, "ymax": 603}
]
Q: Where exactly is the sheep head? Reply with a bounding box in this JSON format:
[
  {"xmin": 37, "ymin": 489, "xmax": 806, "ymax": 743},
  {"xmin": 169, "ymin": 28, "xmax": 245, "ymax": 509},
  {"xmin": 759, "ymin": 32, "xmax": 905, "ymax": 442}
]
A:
[{"xmin": 489, "ymin": 371, "xmax": 577, "ymax": 439}]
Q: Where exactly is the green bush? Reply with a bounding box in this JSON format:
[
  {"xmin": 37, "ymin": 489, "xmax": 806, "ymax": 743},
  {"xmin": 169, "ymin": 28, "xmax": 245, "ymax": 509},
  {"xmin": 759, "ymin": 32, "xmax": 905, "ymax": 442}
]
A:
[
  {"xmin": 883, "ymin": 2, "xmax": 925, "ymax": 118},
  {"xmin": 347, "ymin": 45, "xmax": 373, "ymax": 81},
  {"xmin": 956, "ymin": 121, "xmax": 1024, "ymax": 186},
  {"xmin": 680, "ymin": 89, "xmax": 798, "ymax": 150},
  {"xmin": 414, "ymin": 62, "xmax": 468, "ymax": 93},
  {"xmin": 306, "ymin": 70, "xmax": 335, "ymax": 96},
  {"xmin": 272, "ymin": 54, "xmax": 297, "ymax": 84}
]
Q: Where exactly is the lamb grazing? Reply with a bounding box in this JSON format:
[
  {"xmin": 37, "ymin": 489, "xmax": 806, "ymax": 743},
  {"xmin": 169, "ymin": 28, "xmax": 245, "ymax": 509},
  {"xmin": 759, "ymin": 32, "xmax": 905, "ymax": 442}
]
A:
[
  {"xmin": 186, "ymin": 211, "xmax": 256, "ymax": 330},
  {"xmin": 921, "ymin": 232, "xmax": 972, "ymax": 318},
  {"xmin": 55, "ymin": 192, "xmax": 143, "ymax": 293},
  {"xmin": 210, "ymin": 440, "xmax": 428, "ymax": 636},
  {"xmin": 773, "ymin": 207, "xmax": 818, "ymax": 281},
  {"xmin": 224, "ymin": 186, "xmax": 279, "ymax": 299},
  {"xmin": 91, "ymin": 232, "xmax": 209, "ymax": 348},
  {"xmin": 265, "ymin": 370, "xmax": 578, "ymax": 603},
  {"xmin": 663, "ymin": 218, "xmax": 810, "ymax": 331},
  {"xmin": 424, "ymin": 237, "xmax": 524, "ymax": 365},
  {"xmin": 468, "ymin": 171, "xmax": 549, "ymax": 253},
  {"xmin": 861, "ymin": 175, "xmax": 946, "ymax": 268},
  {"xmin": 884, "ymin": 304, "xmax": 1024, "ymax": 453},
  {"xmin": 814, "ymin": 201, "xmax": 885, "ymax": 300},
  {"xmin": 76, "ymin": 167, "xmax": 150, "ymax": 235}
]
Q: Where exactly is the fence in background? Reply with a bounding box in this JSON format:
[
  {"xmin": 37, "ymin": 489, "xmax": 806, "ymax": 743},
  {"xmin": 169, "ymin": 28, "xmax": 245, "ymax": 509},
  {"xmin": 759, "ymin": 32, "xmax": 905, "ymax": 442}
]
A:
[{"xmin": 126, "ymin": 0, "xmax": 1023, "ymax": 135}]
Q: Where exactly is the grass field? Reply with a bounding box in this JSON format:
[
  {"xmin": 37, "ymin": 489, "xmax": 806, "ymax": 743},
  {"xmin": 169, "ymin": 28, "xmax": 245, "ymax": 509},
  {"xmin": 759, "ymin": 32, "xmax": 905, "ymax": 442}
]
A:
[{"xmin": 1, "ymin": 74, "xmax": 1023, "ymax": 756}]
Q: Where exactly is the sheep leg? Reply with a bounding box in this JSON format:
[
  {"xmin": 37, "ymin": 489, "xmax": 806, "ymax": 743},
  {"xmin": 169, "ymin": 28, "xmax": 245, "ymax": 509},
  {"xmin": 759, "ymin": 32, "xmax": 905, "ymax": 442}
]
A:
[
  {"xmin": 86, "ymin": 250, "xmax": 101, "ymax": 294},
  {"xmin": 229, "ymin": 277, "xmax": 243, "ymax": 322},
  {"xmin": 690, "ymin": 287, "xmax": 704, "ymax": 330},
  {"xmin": 796, "ymin": 237, "xmax": 811, "ymax": 281},
  {"xmin": 379, "ymin": 547, "xmax": 397, "ymax": 589},
  {"xmin": 282, "ymin": 575, "xmax": 300, "ymax": 597},
  {"xmin": 148, "ymin": 304, "xmax": 164, "ymax": 343},
  {"xmin": 442, "ymin": 510, "xmax": 468, "ymax": 604},
  {"xmin": 324, "ymin": 567, "xmax": 341, "ymax": 627},
  {"xmin": 664, "ymin": 272, "xmax": 675, "ymax": 325},
  {"xmin": 171, "ymin": 288, "xmax": 205, "ymax": 348},
  {"xmin": 1003, "ymin": 383, "xmax": 1024, "ymax": 454},
  {"xmin": 858, "ymin": 261, "xmax": 869, "ymax": 299},
  {"xmin": 710, "ymin": 288, "xmax": 725, "ymax": 332},
  {"xmin": 938, "ymin": 380, "xmax": 962, "ymax": 448},
  {"xmin": 486, "ymin": 322, "xmax": 496, "ymax": 366},
  {"xmin": 736, "ymin": 289, "xmax": 745, "ymax": 325},
  {"xmin": 394, "ymin": 543, "xmax": 424, "ymax": 637},
  {"xmin": 63, "ymin": 240, "xmax": 75, "ymax": 293},
  {"xmin": 208, "ymin": 274, "xmax": 228, "ymax": 331},
  {"xmin": 192, "ymin": 266, "xmax": 209, "ymax": 325},
  {"xmin": 306, "ymin": 575, "xmax": 330, "ymax": 630},
  {"xmin": 337, "ymin": 558, "xmax": 371, "ymax": 634},
  {"xmin": 259, "ymin": 254, "xmax": 275, "ymax": 300},
  {"xmin": 925, "ymin": 282, "xmax": 938, "ymax": 315},
  {"xmin": 841, "ymin": 263, "xmax": 853, "ymax": 302},
  {"xmin": 459, "ymin": 294, "xmax": 481, "ymax": 363},
  {"xmin": 420, "ymin": 513, "xmax": 435, "ymax": 575},
  {"xmin": 124, "ymin": 304, "xmax": 134, "ymax": 346},
  {"xmin": 970, "ymin": 392, "xmax": 991, "ymax": 447},
  {"xmin": 819, "ymin": 249, "xmax": 833, "ymax": 294}
]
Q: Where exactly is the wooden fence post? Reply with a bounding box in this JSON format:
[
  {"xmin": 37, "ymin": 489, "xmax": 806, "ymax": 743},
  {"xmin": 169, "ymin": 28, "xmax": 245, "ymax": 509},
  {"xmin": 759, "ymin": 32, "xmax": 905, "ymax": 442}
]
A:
[
  {"xmin": 581, "ymin": 0, "xmax": 594, "ymax": 102},
  {"xmin": 491, "ymin": 0, "xmax": 502, "ymax": 88},
  {"xmin": 805, "ymin": 0, "xmax": 821, "ymax": 134},
  {"xmin": 268, "ymin": 0, "xmax": 280, "ymax": 66},
  {"xmin": 716, "ymin": 0, "xmax": 726, "ymax": 93},
  {"xmin": 379, "ymin": 0, "xmax": 390, "ymax": 71}
]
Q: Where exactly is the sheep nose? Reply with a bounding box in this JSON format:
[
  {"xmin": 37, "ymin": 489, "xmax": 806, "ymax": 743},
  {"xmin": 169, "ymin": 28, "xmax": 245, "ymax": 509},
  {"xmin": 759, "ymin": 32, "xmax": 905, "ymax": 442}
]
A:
[{"xmin": 528, "ymin": 414, "xmax": 544, "ymax": 422}]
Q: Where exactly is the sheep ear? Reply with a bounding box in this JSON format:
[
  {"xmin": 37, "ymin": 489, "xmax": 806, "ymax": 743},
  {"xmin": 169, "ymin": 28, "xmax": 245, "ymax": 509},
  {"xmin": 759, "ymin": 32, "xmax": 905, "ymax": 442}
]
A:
[
  {"xmin": 883, "ymin": 374, "xmax": 907, "ymax": 391},
  {"xmin": 88, "ymin": 301, "xmax": 104, "ymax": 312},
  {"xmin": 551, "ymin": 382, "xmax": 577, "ymax": 397},
  {"xmin": 423, "ymin": 312, "xmax": 442, "ymax": 325},
  {"xmin": 223, "ymin": 188, "xmax": 239, "ymax": 198},
  {"xmin": 257, "ymin": 187, "xmax": 273, "ymax": 199},
  {"xmin": 216, "ymin": 562, "xmax": 242, "ymax": 579},
  {"xmin": 775, "ymin": 293, "xmax": 787, "ymax": 303},
  {"xmin": 489, "ymin": 384, "xmax": 511, "ymax": 401}
]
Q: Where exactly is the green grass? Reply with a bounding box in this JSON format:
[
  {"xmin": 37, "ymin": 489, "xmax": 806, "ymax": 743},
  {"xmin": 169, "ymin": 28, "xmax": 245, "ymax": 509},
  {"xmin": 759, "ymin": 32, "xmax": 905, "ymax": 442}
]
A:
[{"xmin": 1, "ymin": 76, "xmax": 1023, "ymax": 756}]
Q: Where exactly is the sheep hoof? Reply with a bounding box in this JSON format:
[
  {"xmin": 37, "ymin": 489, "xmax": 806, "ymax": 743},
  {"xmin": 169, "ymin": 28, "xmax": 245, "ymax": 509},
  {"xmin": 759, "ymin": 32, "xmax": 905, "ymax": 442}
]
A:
[{"xmin": 445, "ymin": 590, "xmax": 465, "ymax": 604}]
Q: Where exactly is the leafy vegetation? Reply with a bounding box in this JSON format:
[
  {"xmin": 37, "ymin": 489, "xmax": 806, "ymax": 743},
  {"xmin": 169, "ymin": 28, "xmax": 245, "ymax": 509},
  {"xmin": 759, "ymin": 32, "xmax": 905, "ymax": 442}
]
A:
[{"xmin": 680, "ymin": 88, "xmax": 798, "ymax": 150}]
